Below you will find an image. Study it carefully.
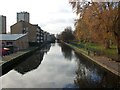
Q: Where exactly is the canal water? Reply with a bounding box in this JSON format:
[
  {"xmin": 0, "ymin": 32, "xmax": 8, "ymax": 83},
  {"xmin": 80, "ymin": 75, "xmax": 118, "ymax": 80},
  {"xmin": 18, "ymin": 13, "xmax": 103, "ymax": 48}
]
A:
[{"xmin": 0, "ymin": 43, "xmax": 120, "ymax": 88}]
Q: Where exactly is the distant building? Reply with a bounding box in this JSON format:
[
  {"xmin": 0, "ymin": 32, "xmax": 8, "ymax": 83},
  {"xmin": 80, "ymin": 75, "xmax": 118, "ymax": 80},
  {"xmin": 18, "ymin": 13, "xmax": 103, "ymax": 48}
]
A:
[
  {"xmin": 43, "ymin": 32, "xmax": 52, "ymax": 42},
  {"xmin": 40, "ymin": 29, "xmax": 44, "ymax": 43},
  {"xmin": 0, "ymin": 34, "xmax": 29, "ymax": 51},
  {"xmin": 17, "ymin": 12, "xmax": 29, "ymax": 23},
  {"xmin": 11, "ymin": 21, "xmax": 44, "ymax": 44},
  {"xmin": 0, "ymin": 15, "xmax": 6, "ymax": 34},
  {"xmin": 35, "ymin": 25, "xmax": 44, "ymax": 43}
]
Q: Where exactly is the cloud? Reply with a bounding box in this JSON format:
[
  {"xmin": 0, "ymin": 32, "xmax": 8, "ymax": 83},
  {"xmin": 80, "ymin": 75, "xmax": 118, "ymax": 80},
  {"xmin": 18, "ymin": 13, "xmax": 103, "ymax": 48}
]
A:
[
  {"xmin": 1, "ymin": 45, "xmax": 77, "ymax": 88},
  {"xmin": 0, "ymin": 0, "xmax": 76, "ymax": 34},
  {"xmin": 42, "ymin": 22, "xmax": 75, "ymax": 34}
]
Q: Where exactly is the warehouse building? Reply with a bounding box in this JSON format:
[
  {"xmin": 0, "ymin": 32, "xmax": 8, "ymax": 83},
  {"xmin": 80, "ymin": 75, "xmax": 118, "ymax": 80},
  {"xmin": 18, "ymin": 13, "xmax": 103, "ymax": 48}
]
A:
[{"xmin": 0, "ymin": 34, "xmax": 29, "ymax": 52}]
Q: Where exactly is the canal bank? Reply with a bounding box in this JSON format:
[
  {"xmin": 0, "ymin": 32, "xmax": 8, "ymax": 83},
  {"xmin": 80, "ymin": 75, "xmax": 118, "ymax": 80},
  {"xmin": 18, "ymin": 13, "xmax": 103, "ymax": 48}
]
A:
[
  {"xmin": 0, "ymin": 43, "xmax": 48, "ymax": 76},
  {"xmin": 64, "ymin": 42, "xmax": 120, "ymax": 77},
  {"xmin": 1, "ymin": 43, "xmax": 120, "ymax": 88},
  {"xmin": 0, "ymin": 46, "xmax": 39, "ymax": 76}
]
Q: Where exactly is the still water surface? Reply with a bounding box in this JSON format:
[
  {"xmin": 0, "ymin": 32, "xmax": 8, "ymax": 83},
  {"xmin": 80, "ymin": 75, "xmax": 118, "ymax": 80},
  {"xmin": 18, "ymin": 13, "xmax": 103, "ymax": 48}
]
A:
[{"xmin": 0, "ymin": 43, "xmax": 119, "ymax": 88}]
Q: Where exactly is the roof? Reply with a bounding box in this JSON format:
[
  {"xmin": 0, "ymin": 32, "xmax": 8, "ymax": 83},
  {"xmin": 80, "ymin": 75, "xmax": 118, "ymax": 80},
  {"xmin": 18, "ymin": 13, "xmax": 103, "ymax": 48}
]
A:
[
  {"xmin": 11, "ymin": 20, "xmax": 32, "ymax": 27},
  {"xmin": 0, "ymin": 34, "xmax": 27, "ymax": 40}
]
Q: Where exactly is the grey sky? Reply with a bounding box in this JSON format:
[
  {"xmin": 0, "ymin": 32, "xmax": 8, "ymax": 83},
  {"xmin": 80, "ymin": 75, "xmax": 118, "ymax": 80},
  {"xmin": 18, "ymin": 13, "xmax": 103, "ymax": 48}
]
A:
[{"xmin": 0, "ymin": 0, "xmax": 76, "ymax": 34}]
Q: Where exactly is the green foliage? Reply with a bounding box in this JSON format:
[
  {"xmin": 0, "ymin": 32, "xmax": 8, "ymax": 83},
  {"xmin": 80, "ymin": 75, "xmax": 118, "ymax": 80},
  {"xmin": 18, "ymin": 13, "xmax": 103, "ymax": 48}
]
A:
[
  {"xmin": 60, "ymin": 27, "xmax": 75, "ymax": 42},
  {"xmin": 71, "ymin": 42, "xmax": 118, "ymax": 60}
]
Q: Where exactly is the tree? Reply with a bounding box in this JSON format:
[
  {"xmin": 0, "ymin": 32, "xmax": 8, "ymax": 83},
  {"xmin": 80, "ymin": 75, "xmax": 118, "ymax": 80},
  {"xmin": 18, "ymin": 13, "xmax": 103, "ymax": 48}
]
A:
[
  {"xmin": 96, "ymin": 2, "xmax": 120, "ymax": 55},
  {"xmin": 74, "ymin": 19, "xmax": 90, "ymax": 42},
  {"xmin": 69, "ymin": 1, "xmax": 120, "ymax": 60},
  {"xmin": 60, "ymin": 27, "xmax": 75, "ymax": 42}
]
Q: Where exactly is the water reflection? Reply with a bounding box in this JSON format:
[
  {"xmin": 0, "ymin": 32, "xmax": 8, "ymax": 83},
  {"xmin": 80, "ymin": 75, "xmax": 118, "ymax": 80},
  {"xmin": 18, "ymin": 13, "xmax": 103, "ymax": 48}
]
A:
[
  {"xmin": 59, "ymin": 43, "xmax": 73, "ymax": 60},
  {"xmin": 40, "ymin": 44, "xmax": 51, "ymax": 54},
  {"xmin": 74, "ymin": 52, "xmax": 120, "ymax": 88},
  {"xmin": 14, "ymin": 51, "xmax": 44, "ymax": 75},
  {"xmin": 1, "ymin": 43, "xmax": 77, "ymax": 88},
  {"xmin": 14, "ymin": 44, "xmax": 51, "ymax": 75},
  {"xmin": 1, "ymin": 43, "xmax": 120, "ymax": 88}
]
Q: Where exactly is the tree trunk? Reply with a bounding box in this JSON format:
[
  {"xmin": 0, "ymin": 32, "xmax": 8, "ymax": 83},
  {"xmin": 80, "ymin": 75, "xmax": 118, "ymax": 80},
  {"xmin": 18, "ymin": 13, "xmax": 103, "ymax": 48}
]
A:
[
  {"xmin": 104, "ymin": 39, "xmax": 110, "ymax": 49},
  {"xmin": 117, "ymin": 2, "xmax": 120, "ymax": 61},
  {"xmin": 116, "ymin": 37, "xmax": 120, "ymax": 61}
]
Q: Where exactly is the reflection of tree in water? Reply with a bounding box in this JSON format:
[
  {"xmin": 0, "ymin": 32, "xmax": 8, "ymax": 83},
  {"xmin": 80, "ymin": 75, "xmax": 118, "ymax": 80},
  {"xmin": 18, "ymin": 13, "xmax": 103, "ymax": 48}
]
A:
[
  {"xmin": 51, "ymin": 43, "xmax": 55, "ymax": 46},
  {"xmin": 74, "ymin": 52, "xmax": 120, "ymax": 88},
  {"xmin": 59, "ymin": 43, "xmax": 73, "ymax": 60},
  {"xmin": 14, "ymin": 44, "xmax": 51, "ymax": 75}
]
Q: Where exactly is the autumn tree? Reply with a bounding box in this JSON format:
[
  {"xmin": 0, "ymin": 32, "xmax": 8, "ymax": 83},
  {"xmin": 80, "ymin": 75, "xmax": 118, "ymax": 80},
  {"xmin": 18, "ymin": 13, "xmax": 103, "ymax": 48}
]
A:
[
  {"xmin": 94, "ymin": 2, "xmax": 120, "ymax": 49},
  {"xmin": 69, "ymin": 0, "xmax": 120, "ymax": 59},
  {"xmin": 74, "ymin": 19, "xmax": 88, "ymax": 42},
  {"xmin": 94, "ymin": 2, "xmax": 120, "ymax": 54},
  {"xmin": 82, "ymin": 2, "xmax": 114, "ymax": 48}
]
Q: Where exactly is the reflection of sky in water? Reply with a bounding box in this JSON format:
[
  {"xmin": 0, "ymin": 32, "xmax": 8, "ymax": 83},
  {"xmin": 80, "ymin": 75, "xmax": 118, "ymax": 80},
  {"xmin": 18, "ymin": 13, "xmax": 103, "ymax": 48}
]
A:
[
  {"xmin": 0, "ymin": 43, "xmax": 119, "ymax": 88},
  {"xmin": 1, "ymin": 43, "xmax": 78, "ymax": 88}
]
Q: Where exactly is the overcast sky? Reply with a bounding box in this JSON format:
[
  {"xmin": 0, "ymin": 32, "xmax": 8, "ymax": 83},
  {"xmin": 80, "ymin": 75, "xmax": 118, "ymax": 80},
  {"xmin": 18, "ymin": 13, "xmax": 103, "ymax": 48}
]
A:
[{"xmin": 0, "ymin": 0, "xmax": 76, "ymax": 34}]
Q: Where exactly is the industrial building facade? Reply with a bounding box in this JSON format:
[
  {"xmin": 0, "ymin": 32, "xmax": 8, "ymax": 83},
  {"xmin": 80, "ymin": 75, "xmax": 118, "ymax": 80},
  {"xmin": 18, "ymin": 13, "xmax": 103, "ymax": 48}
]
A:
[{"xmin": 0, "ymin": 34, "xmax": 29, "ymax": 51}]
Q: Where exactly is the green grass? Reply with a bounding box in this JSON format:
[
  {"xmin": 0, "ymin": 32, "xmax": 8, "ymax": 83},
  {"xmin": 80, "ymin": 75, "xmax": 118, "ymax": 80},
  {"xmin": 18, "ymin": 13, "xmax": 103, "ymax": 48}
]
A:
[{"xmin": 71, "ymin": 42, "xmax": 118, "ymax": 60}]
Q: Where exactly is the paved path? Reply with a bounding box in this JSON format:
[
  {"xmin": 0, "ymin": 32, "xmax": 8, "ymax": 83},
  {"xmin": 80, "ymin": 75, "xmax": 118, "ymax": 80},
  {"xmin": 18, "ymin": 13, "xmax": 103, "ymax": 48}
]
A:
[
  {"xmin": 91, "ymin": 55, "xmax": 120, "ymax": 77},
  {"xmin": 66, "ymin": 43, "xmax": 120, "ymax": 77},
  {"xmin": 2, "ymin": 51, "xmax": 29, "ymax": 61},
  {"xmin": 0, "ymin": 47, "xmax": 38, "ymax": 64},
  {"xmin": 0, "ymin": 56, "xmax": 4, "ymax": 64},
  {"xmin": 0, "ymin": 50, "xmax": 29, "ymax": 66}
]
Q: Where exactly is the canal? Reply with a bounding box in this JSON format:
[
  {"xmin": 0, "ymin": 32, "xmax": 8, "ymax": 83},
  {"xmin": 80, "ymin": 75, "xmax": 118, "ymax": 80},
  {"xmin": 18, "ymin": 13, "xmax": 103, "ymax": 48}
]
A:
[{"xmin": 0, "ymin": 43, "xmax": 120, "ymax": 88}]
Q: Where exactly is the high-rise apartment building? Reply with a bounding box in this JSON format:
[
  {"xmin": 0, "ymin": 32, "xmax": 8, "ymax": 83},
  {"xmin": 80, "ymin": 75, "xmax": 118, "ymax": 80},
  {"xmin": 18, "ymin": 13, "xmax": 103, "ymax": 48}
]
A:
[
  {"xmin": 17, "ymin": 12, "xmax": 29, "ymax": 22},
  {"xmin": 0, "ymin": 15, "xmax": 6, "ymax": 34}
]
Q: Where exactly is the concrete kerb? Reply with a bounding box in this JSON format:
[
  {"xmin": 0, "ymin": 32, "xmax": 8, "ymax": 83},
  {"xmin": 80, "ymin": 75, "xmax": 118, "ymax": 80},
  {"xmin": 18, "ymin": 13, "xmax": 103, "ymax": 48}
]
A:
[
  {"xmin": 0, "ymin": 47, "xmax": 39, "ymax": 76},
  {"xmin": 1, "ymin": 43, "xmax": 46, "ymax": 67},
  {"xmin": 64, "ymin": 42, "xmax": 120, "ymax": 77}
]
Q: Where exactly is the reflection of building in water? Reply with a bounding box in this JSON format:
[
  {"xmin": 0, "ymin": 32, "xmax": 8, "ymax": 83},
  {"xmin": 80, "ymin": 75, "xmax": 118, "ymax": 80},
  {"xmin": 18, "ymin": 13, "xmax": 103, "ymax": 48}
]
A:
[
  {"xmin": 74, "ymin": 52, "xmax": 120, "ymax": 88},
  {"xmin": 40, "ymin": 44, "xmax": 51, "ymax": 53},
  {"xmin": 14, "ymin": 51, "xmax": 44, "ymax": 75},
  {"xmin": 14, "ymin": 44, "xmax": 51, "ymax": 75}
]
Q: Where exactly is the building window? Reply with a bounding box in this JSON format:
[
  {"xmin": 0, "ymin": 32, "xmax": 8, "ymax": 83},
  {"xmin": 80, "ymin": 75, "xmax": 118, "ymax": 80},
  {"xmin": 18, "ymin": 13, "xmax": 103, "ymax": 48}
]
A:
[
  {"xmin": 22, "ymin": 30, "xmax": 26, "ymax": 33},
  {"xmin": 6, "ymin": 42, "xmax": 13, "ymax": 45}
]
